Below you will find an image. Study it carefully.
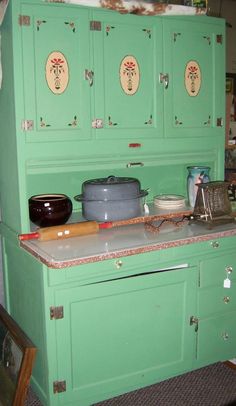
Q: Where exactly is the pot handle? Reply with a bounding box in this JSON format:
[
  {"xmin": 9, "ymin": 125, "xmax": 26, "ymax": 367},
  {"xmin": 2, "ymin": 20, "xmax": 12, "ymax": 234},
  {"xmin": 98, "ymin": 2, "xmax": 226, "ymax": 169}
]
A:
[
  {"xmin": 140, "ymin": 189, "xmax": 149, "ymax": 197},
  {"xmin": 74, "ymin": 194, "xmax": 83, "ymax": 202},
  {"xmin": 107, "ymin": 175, "xmax": 116, "ymax": 183}
]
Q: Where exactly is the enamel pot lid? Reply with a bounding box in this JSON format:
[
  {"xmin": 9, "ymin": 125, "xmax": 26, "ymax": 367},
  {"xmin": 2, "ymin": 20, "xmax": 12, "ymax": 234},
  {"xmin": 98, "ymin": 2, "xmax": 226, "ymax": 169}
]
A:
[{"xmin": 75, "ymin": 175, "xmax": 148, "ymax": 202}]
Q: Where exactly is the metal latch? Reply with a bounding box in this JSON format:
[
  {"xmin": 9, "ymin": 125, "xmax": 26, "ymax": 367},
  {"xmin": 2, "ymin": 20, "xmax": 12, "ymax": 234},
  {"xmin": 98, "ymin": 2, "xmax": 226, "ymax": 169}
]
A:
[
  {"xmin": 159, "ymin": 73, "xmax": 169, "ymax": 89},
  {"xmin": 19, "ymin": 15, "xmax": 31, "ymax": 26},
  {"xmin": 53, "ymin": 380, "xmax": 66, "ymax": 394},
  {"xmin": 190, "ymin": 316, "xmax": 199, "ymax": 332},
  {"xmin": 217, "ymin": 117, "xmax": 223, "ymax": 127},
  {"xmin": 84, "ymin": 69, "xmax": 94, "ymax": 87},
  {"xmin": 50, "ymin": 306, "xmax": 64, "ymax": 320},
  {"xmin": 21, "ymin": 120, "xmax": 34, "ymax": 131}
]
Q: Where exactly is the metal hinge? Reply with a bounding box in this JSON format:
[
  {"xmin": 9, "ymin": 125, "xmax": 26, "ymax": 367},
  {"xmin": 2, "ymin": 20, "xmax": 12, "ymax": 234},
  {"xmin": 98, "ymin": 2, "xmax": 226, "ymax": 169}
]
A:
[
  {"xmin": 216, "ymin": 34, "xmax": 223, "ymax": 44},
  {"xmin": 21, "ymin": 120, "xmax": 34, "ymax": 131},
  {"xmin": 92, "ymin": 118, "xmax": 103, "ymax": 129},
  {"xmin": 217, "ymin": 117, "xmax": 223, "ymax": 127},
  {"xmin": 50, "ymin": 306, "xmax": 64, "ymax": 320},
  {"xmin": 53, "ymin": 380, "xmax": 66, "ymax": 394},
  {"xmin": 90, "ymin": 21, "xmax": 101, "ymax": 31},
  {"xmin": 18, "ymin": 15, "xmax": 31, "ymax": 26}
]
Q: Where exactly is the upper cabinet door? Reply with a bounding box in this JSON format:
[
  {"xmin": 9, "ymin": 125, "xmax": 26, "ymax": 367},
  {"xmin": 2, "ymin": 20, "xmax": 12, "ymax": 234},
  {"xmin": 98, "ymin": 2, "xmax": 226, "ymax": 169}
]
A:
[
  {"xmin": 92, "ymin": 11, "xmax": 163, "ymax": 139},
  {"xmin": 163, "ymin": 19, "xmax": 225, "ymax": 138},
  {"xmin": 21, "ymin": 5, "xmax": 91, "ymax": 142}
]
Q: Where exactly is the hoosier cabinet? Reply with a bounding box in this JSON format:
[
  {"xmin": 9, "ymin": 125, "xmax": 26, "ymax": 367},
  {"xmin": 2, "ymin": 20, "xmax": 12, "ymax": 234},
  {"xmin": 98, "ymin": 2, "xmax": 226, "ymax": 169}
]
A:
[{"xmin": 1, "ymin": 1, "xmax": 234, "ymax": 406}]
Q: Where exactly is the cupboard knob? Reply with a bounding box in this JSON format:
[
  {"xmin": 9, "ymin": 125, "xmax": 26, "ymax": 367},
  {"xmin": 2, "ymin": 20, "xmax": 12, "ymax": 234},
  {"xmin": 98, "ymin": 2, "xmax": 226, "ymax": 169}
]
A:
[
  {"xmin": 211, "ymin": 241, "xmax": 219, "ymax": 248},
  {"xmin": 115, "ymin": 260, "xmax": 123, "ymax": 269},
  {"xmin": 223, "ymin": 296, "xmax": 230, "ymax": 304}
]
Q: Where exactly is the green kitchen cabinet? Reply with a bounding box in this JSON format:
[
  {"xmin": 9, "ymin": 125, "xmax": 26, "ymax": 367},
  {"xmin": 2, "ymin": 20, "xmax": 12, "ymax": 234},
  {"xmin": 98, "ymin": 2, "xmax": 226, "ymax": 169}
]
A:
[
  {"xmin": 196, "ymin": 249, "xmax": 236, "ymax": 366},
  {"xmin": 21, "ymin": 4, "xmax": 91, "ymax": 143},
  {"xmin": 54, "ymin": 265, "xmax": 197, "ymax": 405},
  {"xmin": 0, "ymin": 3, "xmax": 231, "ymax": 405},
  {"xmin": 163, "ymin": 18, "xmax": 225, "ymax": 138},
  {"xmin": 91, "ymin": 9, "xmax": 162, "ymax": 141},
  {"xmin": 2, "ymin": 232, "xmax": 236, "ymax": 406},
  {"xmin": 0, "ymin": 0, "xmax": 225, "ymax": 234}
]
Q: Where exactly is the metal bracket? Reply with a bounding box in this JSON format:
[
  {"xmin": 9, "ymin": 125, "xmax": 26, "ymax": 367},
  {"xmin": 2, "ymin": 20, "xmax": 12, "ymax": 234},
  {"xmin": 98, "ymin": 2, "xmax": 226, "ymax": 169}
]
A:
[
  {"xmin": 50, "ymin": 306, "xmax": 64, "ymax": 320},
  {"xmin": 53, "ymin": 380, "xmax": 66, "ymax": 394},
  {"xmin": 21, "ymin": 120, "xmax": 34, "ymax": 131},
  {"xmin": 90, "ymin": 21, "xmax": 101, "ymax": 31},
  {"xmin": 18, "ymin": 15, "xmax": 31, "ymax": 26},
  {"xmin": 216, "ymin": 34, "xmax": 223, "ymax": 44},
  {"xmin": 92, "ymin": 119, "xmax": 103, "ymax": 129}
]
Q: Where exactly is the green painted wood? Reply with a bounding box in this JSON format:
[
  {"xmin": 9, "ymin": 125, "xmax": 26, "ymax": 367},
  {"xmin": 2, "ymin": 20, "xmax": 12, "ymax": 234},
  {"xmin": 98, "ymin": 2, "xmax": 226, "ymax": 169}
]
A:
[
  {"xmin": 197, "ymin": 311, "xmax": 236, "ymax": 365},
  {"xmin": 21, "ymin": 4, "xmax": 91, "ymax": 142},
  {"xmin": 92, "ymin": 10, "xmax": 163, "ymax": 139},
  {"xmin": 2, "ymin": 228, "xmax": 236, "ymax": 405},
  {"xmin": 0, "ymin": 0, "xmax": 225, "ymax": 232},
  {"xmin": 163, "ymin": 17, "xmax": 225, "ymax": 139},
  {"xmin": 54, "ymin": 266, "xmax": 197, "ymax": 405}
]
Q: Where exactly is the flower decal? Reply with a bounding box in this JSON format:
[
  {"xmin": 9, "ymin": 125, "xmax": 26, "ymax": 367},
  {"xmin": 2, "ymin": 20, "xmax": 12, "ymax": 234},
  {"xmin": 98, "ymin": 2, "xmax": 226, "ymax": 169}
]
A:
[
  {"xmin": 45, "ymin": 51, "xmax": 69, "ymax": 94},
  {"xmin": 185, "ymin": 60, "xmax": 201, "ymax": 97},
  {"xmin": 120, "ymin": 55, "xmax": 140, "ymax": 95}
]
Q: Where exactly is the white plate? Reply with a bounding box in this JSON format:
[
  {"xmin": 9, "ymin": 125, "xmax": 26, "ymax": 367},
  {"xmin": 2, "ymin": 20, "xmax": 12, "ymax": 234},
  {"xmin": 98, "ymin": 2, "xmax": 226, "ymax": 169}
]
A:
[{"xmin": 154, "ymin": 194, "xmax": 185, "ymax": 209}]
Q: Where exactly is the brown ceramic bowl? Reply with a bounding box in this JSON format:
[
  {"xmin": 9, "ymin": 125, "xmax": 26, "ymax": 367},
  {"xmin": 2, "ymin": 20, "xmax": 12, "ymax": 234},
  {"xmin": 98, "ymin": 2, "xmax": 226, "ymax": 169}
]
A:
[{"xmin": 29, "ymin": 194, "xmax": 72, "ymax": 227}]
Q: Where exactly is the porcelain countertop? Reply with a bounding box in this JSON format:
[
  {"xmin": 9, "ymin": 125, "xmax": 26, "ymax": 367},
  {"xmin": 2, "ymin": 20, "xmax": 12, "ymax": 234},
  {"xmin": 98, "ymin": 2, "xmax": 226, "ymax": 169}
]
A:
[{"xmin": 19, "ymin": 216, "xmax": 236, "ymax": 269}]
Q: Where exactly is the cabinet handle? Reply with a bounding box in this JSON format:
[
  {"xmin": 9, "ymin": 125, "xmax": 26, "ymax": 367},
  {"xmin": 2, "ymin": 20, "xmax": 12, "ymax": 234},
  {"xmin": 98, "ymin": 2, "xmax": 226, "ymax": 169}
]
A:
[
  {"xmin": 115, "ymin": 260, "xmax": 123, "ymax": 269},
  {"xmin": 211, "ymin": 241, "xmax": 219, "ymax": 248},
  {"xmin": 159, "ymin": 73, "xmax": 169, "ymax": 89},
  {"xmin": 126, "ymin": 162, "xmax": 144, "ymax": 168},
  {"xmin": 225, "ymin": 266, "xmax": 233, "ymax": 274},
  {"xmin": 84, "ymin": 69, "xmax": 94, "ymax": 87},
  {"xmin": 223, "ymin": 296, "xmax": 230, "ymax": 304},
  {"xmin": 190, "ymin": 316, "xmax": 199, "ymax": 332},
  {"xmin": 222, "ymin": 332, "xmax": 229, "ymax": 341}
]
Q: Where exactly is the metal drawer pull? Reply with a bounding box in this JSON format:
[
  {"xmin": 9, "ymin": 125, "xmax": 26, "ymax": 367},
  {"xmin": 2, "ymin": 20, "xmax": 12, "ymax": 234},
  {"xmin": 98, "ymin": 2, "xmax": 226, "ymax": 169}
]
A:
[
  {"xmin": 222, "ymin": 332, "xmax": 229, "ymax": 341},
  {"xmin": 126, "ymin": 162, "xmax": 144, "ymax": 168},
  {"xmin": 225, "ymin": 266, "xmax": 233, "ymax": 274},
  {"xmin": 115, "ymin": 260, "xmax": 123, "ymax": 269},
  {"xmin": 211, "ymin": 241, "xmax": 219, "ymax": 248},
  {"xmin": 223, "ymin": 296, "xmax": 230, "ymax": 304}
]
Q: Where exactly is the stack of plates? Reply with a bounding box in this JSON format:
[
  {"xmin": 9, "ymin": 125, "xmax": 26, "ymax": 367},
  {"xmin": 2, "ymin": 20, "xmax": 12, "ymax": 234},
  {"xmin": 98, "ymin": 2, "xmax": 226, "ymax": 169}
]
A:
[{"xmin": 154, "ymin": 194, "xmax": 186, "ymax": 210}]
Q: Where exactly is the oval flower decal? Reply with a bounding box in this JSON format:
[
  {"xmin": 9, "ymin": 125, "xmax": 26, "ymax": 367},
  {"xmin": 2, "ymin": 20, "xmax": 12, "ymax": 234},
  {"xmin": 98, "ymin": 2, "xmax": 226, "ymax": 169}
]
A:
[
  {"xmin": 120, "ymin": 55, "xmax": 140, "ymax": 95},
  {"xmin": 185, "ymin": 60, "xmax": 201, "ymax": 97},
  {"xmin": 46, "ymin": 51, "xmax": 69, "ymax": 94}
]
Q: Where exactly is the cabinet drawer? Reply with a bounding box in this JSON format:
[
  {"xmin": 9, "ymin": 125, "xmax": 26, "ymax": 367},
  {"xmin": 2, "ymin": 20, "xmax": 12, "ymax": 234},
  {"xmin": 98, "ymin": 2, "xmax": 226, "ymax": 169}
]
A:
[
  {"xmin": 198, "ymin": 285, "xmax": 236, "ymax": 317},
  {"xmin": 48, "ymin": 245, "xmax": 195, "ymax": 286},
  {"xmin": 199, "ymin": 252, "xmax": 236, "ymax": 288},
  {"xmin": 197, "ymin": 311, "xmax": 236, "ymax": 364}
]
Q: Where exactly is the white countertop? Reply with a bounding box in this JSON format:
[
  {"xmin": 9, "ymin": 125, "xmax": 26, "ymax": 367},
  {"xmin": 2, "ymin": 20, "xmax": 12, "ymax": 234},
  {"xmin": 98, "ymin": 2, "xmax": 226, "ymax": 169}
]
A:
[{"xmin": 20, "ymin": 216, "xmax": 236, "ymax": 268}]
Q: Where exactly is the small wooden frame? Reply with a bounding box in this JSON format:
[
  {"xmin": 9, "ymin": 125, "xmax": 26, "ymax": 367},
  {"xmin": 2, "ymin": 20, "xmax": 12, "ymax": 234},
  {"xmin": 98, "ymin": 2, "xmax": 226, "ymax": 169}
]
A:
[{"xmin": 0, "ymin": 304, "xmax": 36, "ymax": 406}]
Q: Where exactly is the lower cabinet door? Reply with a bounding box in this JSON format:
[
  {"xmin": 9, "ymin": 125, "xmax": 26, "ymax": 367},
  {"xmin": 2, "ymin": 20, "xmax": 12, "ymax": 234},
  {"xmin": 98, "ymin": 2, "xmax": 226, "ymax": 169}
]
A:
[
  {"xmin": 54, "ymin": 267, "xmax": 197, "ymax": 405},
  {"xmin": 197, "ymin": 311, "xmax": 236, "ymax": 365}
]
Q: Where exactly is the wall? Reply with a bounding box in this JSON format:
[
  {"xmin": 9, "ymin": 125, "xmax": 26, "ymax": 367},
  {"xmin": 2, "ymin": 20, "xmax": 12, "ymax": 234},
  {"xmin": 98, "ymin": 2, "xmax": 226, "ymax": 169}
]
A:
[{"xmin": 208, "ymin": 0, "xmax": 236, "ymax": 73}]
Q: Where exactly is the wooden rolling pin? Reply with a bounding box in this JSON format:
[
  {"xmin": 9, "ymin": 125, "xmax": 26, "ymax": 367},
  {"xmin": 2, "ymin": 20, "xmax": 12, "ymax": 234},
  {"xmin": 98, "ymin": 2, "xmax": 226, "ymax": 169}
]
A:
[
  {"xmin": 18, "ymin": 221, "xmax": 113, "ymax": 242},
  {"xmin": 19, "ymin": 210, "xmax": 192, "ymax": 242}
]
